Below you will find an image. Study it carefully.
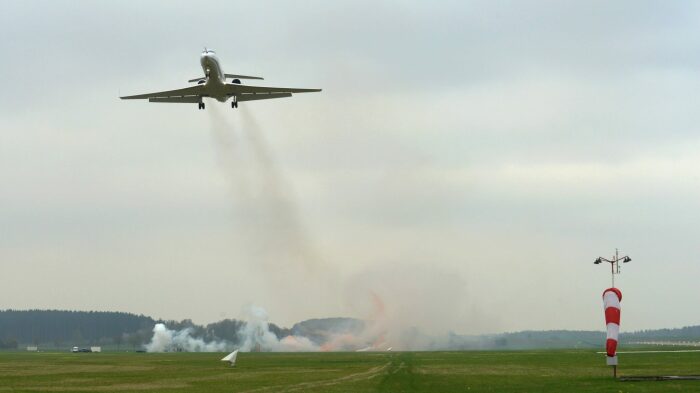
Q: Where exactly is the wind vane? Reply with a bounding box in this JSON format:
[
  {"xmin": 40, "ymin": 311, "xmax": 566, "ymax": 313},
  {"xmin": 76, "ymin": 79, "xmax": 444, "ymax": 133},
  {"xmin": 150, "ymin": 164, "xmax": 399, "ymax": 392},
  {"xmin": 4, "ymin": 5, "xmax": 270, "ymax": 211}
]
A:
[{"xmin": 594, "ymin": 248, "xmax": 631, "ymax": 288}]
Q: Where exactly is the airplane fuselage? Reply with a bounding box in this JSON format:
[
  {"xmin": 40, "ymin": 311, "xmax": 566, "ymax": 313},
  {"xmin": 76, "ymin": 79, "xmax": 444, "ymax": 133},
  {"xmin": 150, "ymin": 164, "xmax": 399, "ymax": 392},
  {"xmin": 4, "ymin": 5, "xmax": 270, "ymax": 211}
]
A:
[{"xmin": 200, "ymin": 51, "xmax": 229, "ymax": 102}]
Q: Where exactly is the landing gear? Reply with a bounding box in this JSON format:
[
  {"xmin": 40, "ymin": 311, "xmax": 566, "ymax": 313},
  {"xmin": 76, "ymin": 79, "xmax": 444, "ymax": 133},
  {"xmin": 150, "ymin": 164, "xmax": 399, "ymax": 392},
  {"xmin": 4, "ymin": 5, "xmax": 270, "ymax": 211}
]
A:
[
  {"xmin": 198, "ymin": 102, "xmax": 205, "ymax": 110},
  {"xmin": 231, "ymin": 97, "xmax": 238, "ymax": 109}
]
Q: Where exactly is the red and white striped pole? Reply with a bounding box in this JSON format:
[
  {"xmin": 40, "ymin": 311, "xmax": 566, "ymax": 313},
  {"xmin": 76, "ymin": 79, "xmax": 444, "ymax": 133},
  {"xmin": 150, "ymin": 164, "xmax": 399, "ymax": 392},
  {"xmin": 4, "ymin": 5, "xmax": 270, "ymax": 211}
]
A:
[{"xmin": 603, "ymin": 287, "xmax": 622, "ymax": 376}]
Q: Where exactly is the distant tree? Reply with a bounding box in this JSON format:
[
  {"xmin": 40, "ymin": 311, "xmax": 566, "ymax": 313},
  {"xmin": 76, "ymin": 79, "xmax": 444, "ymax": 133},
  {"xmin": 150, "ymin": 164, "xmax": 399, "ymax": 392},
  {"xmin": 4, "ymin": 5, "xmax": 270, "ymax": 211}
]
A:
[
  {"xmin": 127, "ymin": 333, "xmax": 142, "ymax": 350},
  {"xmin": 113, "ymin": 334, "xmax": 124, "ymax": 350},
  {"xmin": 71, "ymin": 329, "xmax": 83, "ymax": 346},
  {"xmin": 206, "ymin": 319, "xmax": 245, "ymax": 344},
  {"xmin": 0, "ymin": 338, "xmax": 18, "ymax": 349},
  {"xmin": 0, "ymin": 310, "xmax": 155, "ymax": 346}
]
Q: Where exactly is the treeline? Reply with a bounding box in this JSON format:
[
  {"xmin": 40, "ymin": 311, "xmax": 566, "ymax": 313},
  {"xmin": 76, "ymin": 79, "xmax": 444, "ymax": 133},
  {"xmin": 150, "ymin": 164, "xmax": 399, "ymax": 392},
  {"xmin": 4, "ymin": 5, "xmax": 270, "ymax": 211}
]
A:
[
  {"xmin": 466, "ymin": 330, "xmax": 607, "ymax": 350},
  {"xmin": 0, "ymin": 310, "xmax": 155, "ymax": 348},
  {"xmin": 1, "ymin": 309, "xmax": 699, "ymax": 351},
  {"xmin": 446, "ymin": 326, "xmax": 700, "ymax": 350},
  {"xmin": 0, "ymin": 310, "xmax": 291, "ymax": 349},
  {"xmin": 159, "ymin": 318, "xmax": 290, "ymax": 345},
  {"xmin": 624, "ymin": 325, "xmax": 700, "ymax": 341}
]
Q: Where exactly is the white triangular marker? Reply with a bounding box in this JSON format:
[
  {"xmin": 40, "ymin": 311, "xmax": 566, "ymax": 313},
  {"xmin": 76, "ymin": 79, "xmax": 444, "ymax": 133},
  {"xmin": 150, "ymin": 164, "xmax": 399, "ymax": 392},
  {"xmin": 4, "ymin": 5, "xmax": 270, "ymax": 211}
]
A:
[{"xmin": 221, "ymin": 350, "xmax": 238, "ymax": 366}]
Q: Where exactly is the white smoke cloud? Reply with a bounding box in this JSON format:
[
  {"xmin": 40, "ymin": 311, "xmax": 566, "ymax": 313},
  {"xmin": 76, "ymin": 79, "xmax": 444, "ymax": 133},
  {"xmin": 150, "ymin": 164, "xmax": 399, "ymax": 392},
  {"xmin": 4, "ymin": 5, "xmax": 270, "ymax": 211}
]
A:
[
  {"xmin": 238, "ymin": 305, "xmax": 319, "ymax": 352},
  {"xmin": 146, "ymin": 306, "xmax": 320, "ymax": 353},
  {"xmin": 144, "ymin": 297, "xmax": 475, "ymax": 352},
  {"xmin": 146, "ymin": 323, "xmax": 229, "ymax": 352}
]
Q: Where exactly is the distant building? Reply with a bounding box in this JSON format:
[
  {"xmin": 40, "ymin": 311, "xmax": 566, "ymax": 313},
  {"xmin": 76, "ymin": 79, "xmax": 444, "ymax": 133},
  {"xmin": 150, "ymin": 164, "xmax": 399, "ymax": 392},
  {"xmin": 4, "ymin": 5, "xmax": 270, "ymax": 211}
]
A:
[
  {"xmin": 26, "ymin": 346, "xmax": 38, "ymax": 352},
  {"xmin": 90, "ymin": 346, "xmax": 102, "ymax": 353}
]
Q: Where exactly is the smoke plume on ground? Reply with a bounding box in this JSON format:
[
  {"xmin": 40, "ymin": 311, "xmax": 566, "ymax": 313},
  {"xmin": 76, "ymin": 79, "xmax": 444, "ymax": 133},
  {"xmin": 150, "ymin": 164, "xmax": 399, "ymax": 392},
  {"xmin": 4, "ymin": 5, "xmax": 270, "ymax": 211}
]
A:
[
  {"xmin": 238, "ymin": 305, "xmax": 318, "ymax": 352},
  {"xmin": 143, "ymin": 299, "xmax": 485, "ymax": 352},
  {"xmin": 146, "ymin": 323, "xmax": 228, "ymax": 352},
  {"xmin": 145, "ymin": 306, "xmax": 327, "ymax": 352}
]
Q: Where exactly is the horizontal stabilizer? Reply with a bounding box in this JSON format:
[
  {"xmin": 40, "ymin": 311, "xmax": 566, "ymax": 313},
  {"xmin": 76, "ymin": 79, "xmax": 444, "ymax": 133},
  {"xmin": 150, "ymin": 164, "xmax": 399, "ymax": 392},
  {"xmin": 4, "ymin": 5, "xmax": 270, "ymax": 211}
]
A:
[
  {"xmin": 149, "ymin": 96, "xmax": 200, "ymax": 103},
  {"xmin": 236, "ymin": 93, "xmax": 292, "ymax": 102},
  {"xmin": 225, "ymin": 73, "xmax": 263, "ymax": 80}
]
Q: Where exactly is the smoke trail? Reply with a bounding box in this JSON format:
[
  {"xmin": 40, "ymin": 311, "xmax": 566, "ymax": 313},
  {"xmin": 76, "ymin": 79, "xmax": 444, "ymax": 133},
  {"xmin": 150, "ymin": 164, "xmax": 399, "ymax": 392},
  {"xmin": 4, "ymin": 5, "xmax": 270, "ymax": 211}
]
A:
[
  {"xmin": 208, "ymin": 104, "xmax": 252, "ymax": 198},
  {"xmin": 207, "ymin": 106, "xmax": 316, "ymax": 266},
  {"xmin": 207, "ymin": 106, "xmax": 338, "ymax": 313},
  {"xmin": 237, "ymin": 106, "xmax": 323, "ymax": 271},
  {"xmin": 206, "ymin": 107, "xmax": 476, "ymax": 346}
]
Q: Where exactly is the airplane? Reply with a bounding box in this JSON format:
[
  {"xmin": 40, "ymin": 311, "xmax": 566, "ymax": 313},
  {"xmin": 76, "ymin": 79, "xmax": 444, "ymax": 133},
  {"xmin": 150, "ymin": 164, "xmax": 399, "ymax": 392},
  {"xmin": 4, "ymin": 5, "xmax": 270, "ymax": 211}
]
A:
[{"xmin": 120, "ymin": 49, "xmax": 321, "ymax": 110}]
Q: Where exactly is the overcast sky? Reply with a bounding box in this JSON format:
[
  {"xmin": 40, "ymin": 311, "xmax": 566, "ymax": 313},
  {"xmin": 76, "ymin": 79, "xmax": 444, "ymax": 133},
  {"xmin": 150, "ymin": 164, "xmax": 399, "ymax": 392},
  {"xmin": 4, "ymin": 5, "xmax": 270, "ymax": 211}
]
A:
[{"xmin": 1, "ymin": 0, "xmax": 699, "ymax": 335}]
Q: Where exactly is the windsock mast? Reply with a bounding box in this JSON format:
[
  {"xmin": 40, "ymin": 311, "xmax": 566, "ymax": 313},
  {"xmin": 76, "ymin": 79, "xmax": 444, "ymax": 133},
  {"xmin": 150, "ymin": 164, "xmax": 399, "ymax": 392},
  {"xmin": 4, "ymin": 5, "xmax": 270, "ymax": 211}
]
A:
[
  {"xmin": 593, "ymin": 248, "xmax": 632, "ymax": 287},
  {"xmin": 594, "ymin": 249, "xmax": 631, "ymax": 379}
]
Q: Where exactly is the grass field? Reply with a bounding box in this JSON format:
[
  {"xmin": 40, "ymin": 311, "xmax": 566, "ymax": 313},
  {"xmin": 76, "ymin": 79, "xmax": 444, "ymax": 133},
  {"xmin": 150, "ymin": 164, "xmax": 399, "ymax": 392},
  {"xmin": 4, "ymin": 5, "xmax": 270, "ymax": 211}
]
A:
[{"xmin": 1, "ymin": 350, "xmax": 699, "ymax": 392}]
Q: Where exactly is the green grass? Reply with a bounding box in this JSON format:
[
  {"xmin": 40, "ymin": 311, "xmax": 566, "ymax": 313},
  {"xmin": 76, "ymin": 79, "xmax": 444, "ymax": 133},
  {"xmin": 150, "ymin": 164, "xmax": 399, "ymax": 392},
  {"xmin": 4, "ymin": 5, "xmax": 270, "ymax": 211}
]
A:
[{"xmin": 0, "ymin": 350, "xmax": 699, "ymax": 392}]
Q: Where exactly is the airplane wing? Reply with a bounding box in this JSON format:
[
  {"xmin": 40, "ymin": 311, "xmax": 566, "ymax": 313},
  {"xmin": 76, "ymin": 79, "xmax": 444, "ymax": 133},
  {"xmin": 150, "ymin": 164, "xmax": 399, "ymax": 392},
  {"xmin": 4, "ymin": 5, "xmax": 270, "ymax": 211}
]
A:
[
  {"xmin": 120, "ymin": 83, "xmax": 320, "ymax": 103},
  {"xmin": 120, "ymin": 85, "xmax": 205, "ymax": 101},
  {"xmin": 237, "ymin": 93, "xmax": 292, "ymax": 102},
  {"xmin": 149, "ymin": 96, "xmax": 201, "ymax": 103},
  {"xmin": 227, "ymin": 84, "xmax": 321, "ymax": 102}
]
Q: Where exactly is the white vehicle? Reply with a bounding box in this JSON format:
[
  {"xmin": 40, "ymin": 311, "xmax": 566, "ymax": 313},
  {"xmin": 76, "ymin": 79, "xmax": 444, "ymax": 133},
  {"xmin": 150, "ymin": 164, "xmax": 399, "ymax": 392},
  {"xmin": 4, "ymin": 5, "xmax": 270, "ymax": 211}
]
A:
[
  {"xmin": 120, "ymin": 49, "xmax": 321, "ymax": 110},
  {"xmin": 71, "ymin": 346, "xmax": 79, "ymax": 353}
]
